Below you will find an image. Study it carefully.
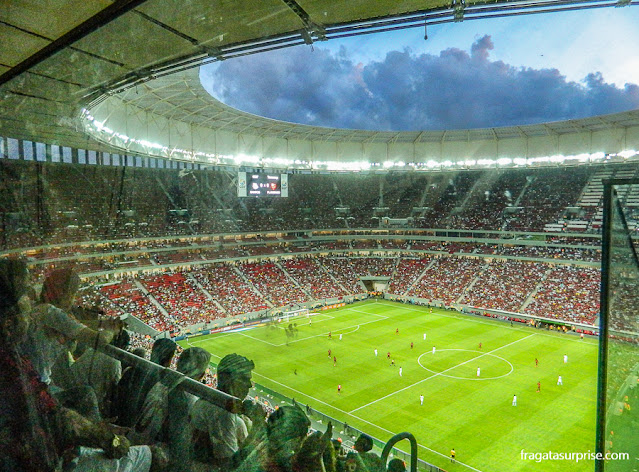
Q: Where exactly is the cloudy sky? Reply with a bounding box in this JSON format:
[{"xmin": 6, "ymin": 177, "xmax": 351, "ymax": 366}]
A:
[{"xmin": 200, "ymin": 7, "xmax": 639, "ymax": 131}]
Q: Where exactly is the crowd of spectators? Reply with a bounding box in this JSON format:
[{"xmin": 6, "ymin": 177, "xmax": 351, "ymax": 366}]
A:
[
  {"xmin": 191, "ymin": 264, "xmax": 270, "ymax": 316},
  {"xmin": 447, "ymin": 171, "xmax": 529, "ymax": 231},
  {"xmin": 523, "ymin": 266, "xmax": 601, "ymax": 324},
  {"xmin": 314, "ymin": 257, "xmax": 364, "ymax": 294},
  {"xmin": 280, "ymin": 258, "xmax": 347, "ymax": 301},
  {"xmin": 505, "ymin": 168, "xmax": 593, "ymax": 232},
  {"xmin": 386, "ymin": 258, "xmax": 431, "ymax": 295},
  {"xmin": 495, "ymin": 245, "xmax": 601, "ymax": 261},
  {"xmin": 351, "ymin": 240, "xmax": 379, "ymax": 249},
  {"xmin": 64, "ymin": 252, "xmax": 603, "ymax": 333},
  {"xmin": 239, "ymin": 261, "xmax": 310, "ymax": 308},
  {"xmin": 380, "ymin": 240, "xmax": 410, "ymax": 250},
  {"xmin": 138, "ymin": 272, "xmax": 224, "ymax": 327},
  {"xmin": 460, "ymin": 260, "xmax": 549, "ymax": 312},
  {"xmin": 408, "ymin": 256, "xmax": 484, "ymax": 305},
  {"xmin": 3, "ymin": 158, "xmax": 639, "ymax": 252},
  {"xmin": 96, "ymin": 279, "xmax": 176, "ymax": 332}
]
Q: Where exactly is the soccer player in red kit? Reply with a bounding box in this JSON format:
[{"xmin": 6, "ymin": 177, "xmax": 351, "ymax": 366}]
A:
[
  {"xmin": 333, "ymin": 356, "xmax": 337, "ymax": 367},
  {"xmin": 338, "ymin": 384, "xmax": 341, "ymax": 394},
  {"xmin": 387, "ymin": 352, "xmax": 391, "ymax": 359},
  {"xmin": 537, "ymin": 381, "xmax": 541, "ymax": 393},
  {"xmin": 328, "ymin": 349, "xmax": 331, "ymax": 358}
]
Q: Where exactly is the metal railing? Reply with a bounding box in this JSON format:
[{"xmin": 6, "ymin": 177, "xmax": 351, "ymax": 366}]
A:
[
  {"xmin": 254, "ymin": 382, "xmax": 443, "ymax": 472},
  {"xmin": 101, "ymin": 343, "xmax": 444, "ymax": 471}
]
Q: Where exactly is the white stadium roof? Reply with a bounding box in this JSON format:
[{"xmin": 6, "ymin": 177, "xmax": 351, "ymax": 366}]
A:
[{"xmin": 2, "ymin": 0, "xmax": 638, "ymax": 170}]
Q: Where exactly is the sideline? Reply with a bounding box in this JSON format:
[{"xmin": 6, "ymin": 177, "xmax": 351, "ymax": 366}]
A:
[{"xmin": 375, "ymin": 301, "xmax": 598, "ymax": 345}]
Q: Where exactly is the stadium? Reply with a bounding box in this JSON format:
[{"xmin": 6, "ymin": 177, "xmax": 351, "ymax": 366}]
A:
[{"xmin": 1, "ymin": 1, "xmax": 638, "ymax": 472}]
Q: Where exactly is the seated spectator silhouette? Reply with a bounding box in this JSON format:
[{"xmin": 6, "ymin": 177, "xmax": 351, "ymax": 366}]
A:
[
  {"xmin": 0, "ymin": 258, "xmax": 60, "ymax": 470},
  {"xmin": 233, "ymin": 404, "xmax": 314, "ymax": 472},
  {"xmin": 190, "ymin": 353, "xmax": 256, "ymax": 469},
  {"xmin": 387, "ymin": 458, "xmax": 407, "ymax": 472},
  {"xmin": 132, "ymin": 347, "xmax": 211, "ymax": 472},
  {"xmin": 71, "ymin": 329, "xmax": 130, "ymax": 417},
  {"xmin": 354, "ymin": 433, "xmax": 384, "ymax": 472},
  {"xmin": 19, "ymin": 268, "xmax": 121, "ymax": 421},
  {"xmin": 114, "ymin": 339, "xmax": 177, "ymax": 427},
  {"xmin": 0, "ymin": 259, "xmax": 161, "ymax": 472},
  {"xmin": 292, "ymin": 420, "xmax": 335, "ymax": 472}
]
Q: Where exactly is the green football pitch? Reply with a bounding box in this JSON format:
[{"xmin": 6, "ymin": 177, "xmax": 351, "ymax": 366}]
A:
[{"xmin": 182, "ymin": 300, "xmax": 598, "ymax": 472}]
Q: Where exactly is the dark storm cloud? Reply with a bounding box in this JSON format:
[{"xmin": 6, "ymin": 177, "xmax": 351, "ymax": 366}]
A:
[{"xmin": 204, "ymin": 36, "xmax": 639, "ymax": 131}]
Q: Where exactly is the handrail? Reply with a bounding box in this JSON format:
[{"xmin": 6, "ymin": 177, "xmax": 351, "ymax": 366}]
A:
[
  {"xmin": 381, "ymin": 432, "xmax": 418, "ymax": 472},
  {"xmin": 101, "ymin": 344, "xmax": 245, "ymax": 414}
]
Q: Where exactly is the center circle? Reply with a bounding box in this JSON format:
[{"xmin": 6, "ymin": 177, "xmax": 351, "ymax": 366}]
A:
[{"xmin": 417, "ymin": 349, "xmax": 513, "ymax": 381}]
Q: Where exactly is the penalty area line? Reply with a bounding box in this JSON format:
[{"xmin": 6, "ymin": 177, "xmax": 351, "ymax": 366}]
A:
[{"xmin": 273, "ymin": 316, "xmax": 387, "ymax": 346}]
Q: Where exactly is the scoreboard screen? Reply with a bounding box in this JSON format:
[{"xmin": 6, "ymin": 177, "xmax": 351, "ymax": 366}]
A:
[{"xmin": 238, "ymin": 172, "xmax": 288, "ymax": 197}]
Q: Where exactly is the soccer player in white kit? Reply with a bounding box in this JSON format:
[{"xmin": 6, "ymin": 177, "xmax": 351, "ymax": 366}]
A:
[
  {"xmin": 557, "ymin": 375, "xmax": 563, "ymax": 385},
  {"xmin": 374, "ymin": 348, "xmax": 377, "ymax": 357},
  {"xmin": 512, "ymin": 394, "xmax": 517, "ymax": 406},
  {"xmin": 432, "ymin": 346, "xmax": 436, "ymax": 355},
  {"xmin": 420, "ymin": 394, "xmax": 424, "ymax": 405},
  {"xmin": 477, "ymin": 367, "xmax": 481, "ymax": 377},
  {"xmin": 399, "ymin": 367, "xmax": 403, "ymax": 377},
  {"xmin": 563, "ymin": 354, "xmax": 568, "ymax": 364}
]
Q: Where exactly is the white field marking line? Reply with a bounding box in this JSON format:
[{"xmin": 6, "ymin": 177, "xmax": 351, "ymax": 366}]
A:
[
  {"xmin": 346, "ymin": 308, "xmax": 389, "ymax": 319},
  {"xmin": 338, "ymin": 325, "xmax": 360, "ymax": 336},
  {"xmin": 349, "ymin": 333, "xmax": 536, "ymax": 414},
  {"xmin": 251, "ymin": 368, "xmax": 485, "ymax": 472},
  {"xmin": 274, "ymin": 314, "xmax": 334, "ymax": 331},
  {"xmin": 276, "ymin": 313, "xmax": 335, "ymax": 327},
  {"xmin": 187, "ymin": 330, "xmax": 280, "ymax": 347},
  {"xmin": 417, "ymin": 349, "xmax": 514, "ymax": 381},
  {"xmin": 185, "ymin": 336, "xmax": 485, "ymax": 472},
  {"xmin": 238, "ymin": 332, "xmax": 280, "ymax": 346},
  {"xmin": 272, "ymin": 316, "xmax": 383, "ymax": 347},
  {"xmin": 375, "ymin": 301, "xmax": 599, "ymax": 346},
  {"xmin": 187, "ymin": 312, "xmax": 375, "ymax": 348},
  {"xmin": 186, "ymin": 329, "xmax": 240, "ymax": 344}
]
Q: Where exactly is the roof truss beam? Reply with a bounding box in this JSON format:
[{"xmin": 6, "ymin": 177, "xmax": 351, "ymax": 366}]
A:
[{"xmin": 0, "ymin": 0, "xmax": 153, "ymax": 87}]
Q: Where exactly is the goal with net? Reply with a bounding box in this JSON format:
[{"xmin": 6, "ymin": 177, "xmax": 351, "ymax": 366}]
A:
[{"xmin": 278, "ymin": 307, "xmax": 309, "ymax": 323}]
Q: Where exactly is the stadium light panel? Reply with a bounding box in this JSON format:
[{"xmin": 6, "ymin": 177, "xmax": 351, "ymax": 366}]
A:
[
  {"xmin": 79, "ymin": 110, "xmax": 639, "ymax": 172},
  {"xmin": 618, "ymin": 150, "xmax": 637, "ymax": 159},
  {"xmin": 235, "ymin": 154, "xmax": 260, "ymax": 164}
]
